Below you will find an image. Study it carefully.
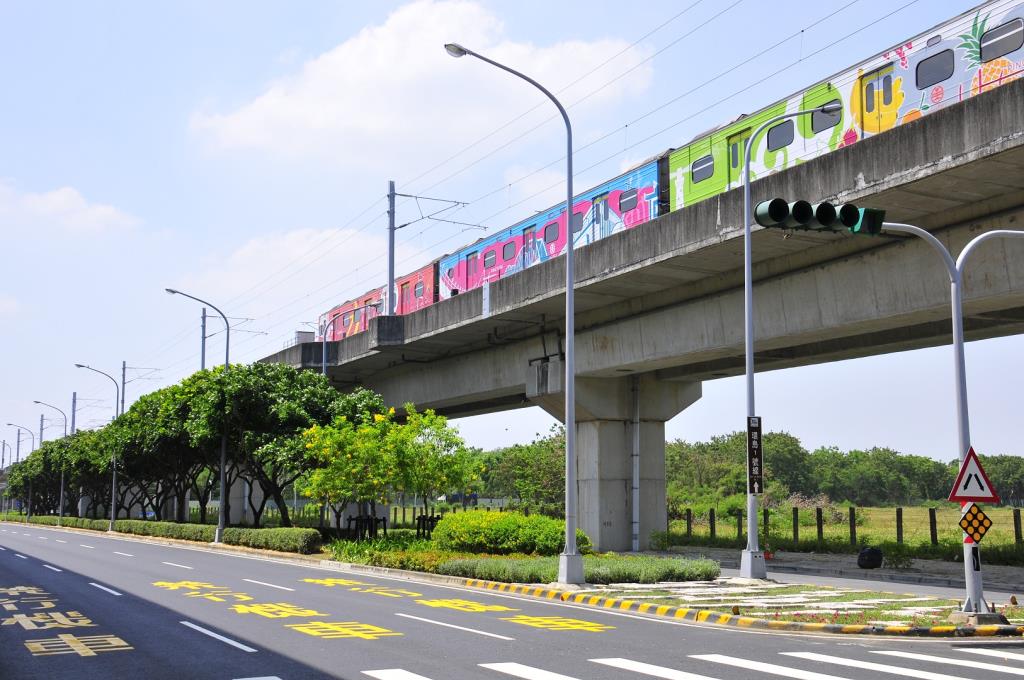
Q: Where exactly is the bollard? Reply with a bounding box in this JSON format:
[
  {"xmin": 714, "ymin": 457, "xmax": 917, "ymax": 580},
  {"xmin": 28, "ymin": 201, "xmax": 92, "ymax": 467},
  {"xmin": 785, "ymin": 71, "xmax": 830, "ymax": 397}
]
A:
[
  {"xmin": 736, "ymin": 510, "xmax": 743, "ymax": 540},
  {"xmin": 815, "ymin": 507, "xmax": 824, "ymax": 541},
  {"xmin": 762, "ymin": 508, "xmax": 769, "ymax": 543},
  {"xmin": 709, "ymin": 508, "xmax": 716, "ymax": 539},
  {"xmin": 1014, "ymin": 508, "xmax": 1022, "ymax": 545},
  {"xmin": 685, "ymin": 508, "xmax": 692, "ymax": 538},
  {"xmin": 849, "ymin": 507, "xmax": 857, "ymax": 545},
  {"xmin": 792, "ymin": 507, "xmax": 799, "ymax": 542},
  {"xmin": 929, "ymin": 507, "xmax": 938, "ymax": 545},
  {"xmin": 896, "ymin": 507, "xmax": 903, "ymax": 544}
]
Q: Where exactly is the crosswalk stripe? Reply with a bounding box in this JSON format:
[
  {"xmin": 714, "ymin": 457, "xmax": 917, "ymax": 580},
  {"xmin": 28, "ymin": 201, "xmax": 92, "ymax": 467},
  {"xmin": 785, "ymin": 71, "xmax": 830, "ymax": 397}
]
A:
[
  {"xmin": 690, "ymin": 654, "xmax": 855, "ymax": 680},
  {"xmin": 874, "ymin": 651, "xmax": 1024, "ymax": 676},
  {"xmin": 960, "ymin": 648, "xmax": 1024, "ymax": 663},
  {"xmin": 480, "ymin": 662, "xmax": 581, "ymax": 679},
  {"xmin": 363, "ymin": 671, "xmax": 435, "ymax": 680},
  {"xmin": 591, "ymin": 657, "xmax": 721, "ymax": 679},
  {"xmin": 783, "ymin": 652, "xmax": 969, "ymax": 680}
]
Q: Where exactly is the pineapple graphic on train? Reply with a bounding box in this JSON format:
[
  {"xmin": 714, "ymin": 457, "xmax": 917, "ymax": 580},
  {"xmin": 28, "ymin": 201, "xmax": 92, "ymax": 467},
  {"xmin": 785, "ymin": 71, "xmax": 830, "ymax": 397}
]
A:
[{"xmin": 317, "ymin": 1, "xmax": 1022, "ymax": 341}]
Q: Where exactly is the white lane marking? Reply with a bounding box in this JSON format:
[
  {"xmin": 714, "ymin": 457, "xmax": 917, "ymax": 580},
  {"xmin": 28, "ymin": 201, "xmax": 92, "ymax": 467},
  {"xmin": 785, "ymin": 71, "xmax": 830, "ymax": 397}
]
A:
[
  {"xmin": 242, "ymin": 578, "xmax": 294, "ymax": 591},
  {"xmin": 394, "ymin": 612, "xmax": 514, "ymax": 640},
  {"xmin": 960, "ymin": 648, "xmax": 1024, "ymax": 663},
  {"xmin": 0, "ymin": 546, "xmax": 5, "ymax": 550},
  {"xmin": 89, "ymin": 583, "xmax": 123, "ymax": 596},
  {"xmin": 42, "ymin": 565, "xmax": 62, "ymax": 572},
  {"xmin": 783, "ymin": 652, "xmax": 967, "ymax": 680},
  {"xmin": 113, "ymin": 551, "xmax": 134, "ymax": 557},
  {"xmin": 79, "ymin": 544, "xmax": 95, "ymax": 549},
  {"xmin": 180, "ymin": 621, "xmax": 257, "ymax": 653},
  {"xmin": 233, "ymin": 677, "xmax": 283, "ymax": 680},
  {"xmin": 874, "ymin": 651, "xmax": 1024, "ymax": 676},
  {"xmin": 22, "ymin": 533, "xmax": 30, "ymax": 536},
  {"xmin": 38, "ymin": 536, "xmax": 47, "ymax": 540},
  {"xmin": 691, "ymin": 655, "xmax": 854, "ymax": 680},
  {"xmin": 14, "ymin": 553, "xmax": 27, "ymax": 559},
  {"xmin": 363, "ymin": 671, "xmax": 435, "ymax": 680},
  {"xmin": 479, "ymin": 663, "xmax": 580, "ymax": 679},
  {"xmin": 55, "ymin": 539, "xmax": 66, "ymax": 543},
  {"xmin": 591, "ymin": 658, "xmax": 721, "ymax": 679},
  {"xmin": 162, "ymin": 561, "xmax": 193, "ymax": 570}
]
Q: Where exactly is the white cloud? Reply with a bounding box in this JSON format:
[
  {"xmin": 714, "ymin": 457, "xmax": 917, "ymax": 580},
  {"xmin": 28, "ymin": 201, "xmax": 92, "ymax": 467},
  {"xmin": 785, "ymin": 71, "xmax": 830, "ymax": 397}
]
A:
[
  {"xmin": 0, "ymin": 181, "xmax": 139, "ymax": 235},
  {"xmin": 0, "ymin": 293, "xmax": 18, "ymax": 318},
  {"xmin": 190, "ymin": 0, "xmax": 652, "ymax": 173}
]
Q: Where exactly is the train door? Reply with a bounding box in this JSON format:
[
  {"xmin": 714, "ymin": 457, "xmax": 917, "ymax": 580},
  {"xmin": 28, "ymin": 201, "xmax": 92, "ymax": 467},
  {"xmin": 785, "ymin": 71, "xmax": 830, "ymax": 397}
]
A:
[
  {"xmin": 465, "ymin": 251, "xmax": 478, "ymax": 291},
  {"xmin": 399, "ymin": 282, "xmax": 411, "ymax": 314},
  {"xmin": 857, "ymin": 63, "xmax": 895, "ymax": 137},
  {"xmin": 521, "ymin": 225, "xmax": 536, "ymax": 268},
  {"xmin": 727, "ymin": 129, "xmax": 750, "ymax": 189}
]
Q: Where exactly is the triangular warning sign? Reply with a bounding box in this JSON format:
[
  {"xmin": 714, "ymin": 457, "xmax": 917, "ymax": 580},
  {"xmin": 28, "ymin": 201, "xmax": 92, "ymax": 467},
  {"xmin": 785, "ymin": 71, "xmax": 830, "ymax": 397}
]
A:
[{"xmin": 948, "ymin": 447, "xmax": 1000, "ymax": 503}]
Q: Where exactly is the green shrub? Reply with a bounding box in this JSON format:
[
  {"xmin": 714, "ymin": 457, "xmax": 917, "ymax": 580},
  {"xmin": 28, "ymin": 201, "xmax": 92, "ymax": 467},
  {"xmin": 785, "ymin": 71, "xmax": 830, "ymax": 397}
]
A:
[
  {"xmin": 221, "ymin": 527, "xmax": 322, "ymax": 554},
  {"xmin": 436, "ymin": 554, "xmax": 720, "ymax": 584},
  {"xmin": 432, "ymin": 510, "xmax": 591, "ymax": 556}
]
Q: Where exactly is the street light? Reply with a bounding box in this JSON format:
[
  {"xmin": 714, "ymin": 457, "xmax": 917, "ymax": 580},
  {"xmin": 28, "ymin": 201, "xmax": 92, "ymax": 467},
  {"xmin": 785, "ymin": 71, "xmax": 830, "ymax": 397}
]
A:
[
  {"xmin": 740, "ymin": 101, "xmax": 841, "ymax": 579},
  {"xmin": 74, "ymin": 360, "xmax": 119, "ymax": 532},
  {"xmin": 321, "ymin": 313, "xmax": 343, "ymax": 377},
  {"xmin": 445, "ymin": 42, "xmax": 583, "ymax": 584},
  {"xmin": 166, "ymin": 287, "xmax": 230, "ymax": 543},
  {"xmin": 1, "ymin": 440, "xmax": 10, "ymax": 516},
  {"xmin": 34, "ymin": 400, "xmax": 68, "ymax": 525},
  {"xmin": 7, "ymin": 423, "xmax": 35, "ymax": 520}
]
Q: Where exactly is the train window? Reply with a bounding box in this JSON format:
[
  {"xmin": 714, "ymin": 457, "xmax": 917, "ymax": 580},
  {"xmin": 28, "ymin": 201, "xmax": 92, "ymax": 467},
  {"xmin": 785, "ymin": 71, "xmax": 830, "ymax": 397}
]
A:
[
  {"xmin": 502, "ymin": 242, "xmax": 516, "ymax": 261},
  {"xmin": 342, "ymin": 313, "xmax": 351, "ymax": 327},
  {"xmin": 483, "ymin": 250, "xmax": 496, "ymax": 268},
  {"xmin": 414, "ymin": 281, "xmax": 424, "ymax": 298},
  {"xmin": 619, "ymin": 188, "xmax": 638, "ymax": 212},
  {"xmin": 446, "ymin": 268, "xmax": 454, "ymax": 280},
  {"xmin": 730, "ymin": 141, "xmax": 739, "ymax": 168},
  {"xmin": 571, "ymin": 211, "xmax": 585, "ymax": 233},
  {"xmin": 811, "ymin": 99, "xmax": 842, "ymax": 132},
  {"xmin": 916, "ymin": 49, "xmax": 954, "ymax": 89},
  {"xmin": 354, "ymin": 308, "xmax": 362, "ymax": 323},
  {"xmin": 864, "ymin": 82, "xmax": 875, "ymax": 112},
  {"xmin": 982, "ymin": 18, "xmax": 1024, "ymax": 62},
  {"xmin": 544, "ymin": 221, "xmax": 559, "ymax": 244},
  {"xmin": 766, "ymin": 120, "xmax": 794, "ymax": 152},
  {"xmin": 691, "ymin": 155, "xmax": 714, "ymax": 183},
  {"xmin": 882, "ymin": 74, "xmax": 893, "ymax": 105}
]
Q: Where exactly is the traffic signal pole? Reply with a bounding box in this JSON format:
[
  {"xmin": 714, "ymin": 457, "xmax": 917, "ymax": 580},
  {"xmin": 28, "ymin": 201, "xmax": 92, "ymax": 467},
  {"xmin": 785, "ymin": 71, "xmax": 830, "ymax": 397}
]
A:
[{"xmin": 881, "ymin": 222, "xmax": 1024, "ymax": 621}]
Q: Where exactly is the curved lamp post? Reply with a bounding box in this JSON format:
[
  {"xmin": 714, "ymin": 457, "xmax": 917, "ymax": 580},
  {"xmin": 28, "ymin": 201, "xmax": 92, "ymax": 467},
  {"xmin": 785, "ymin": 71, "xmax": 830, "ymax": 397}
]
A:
[
  {"xmin": 7, "ymin": 423, "xmax": 35, "ymax": 520},
  {"xmin": 321, "ymin": 313, "xmax": 343, "ymax": 376},
  {"xmin": 75, "ymin": 364, "xmax": 120, "ymax": 530},
  {"xmin": 166, "ymin": 288, "xmax": 230, "ymax": 543},
  {"xmin": 34, "ymin": 400, "xmax": 68, "ymax": 525},
  {"xmin": 445, "ymin": 42, "xmax": 582, "ymax": 583},
  {"xmin": 1, "ymin": 440, "xmax": 9, "ymax": 515},
  {"xmin": 740, "ymin": 101, "xmax": 842, "ymax": 578}
]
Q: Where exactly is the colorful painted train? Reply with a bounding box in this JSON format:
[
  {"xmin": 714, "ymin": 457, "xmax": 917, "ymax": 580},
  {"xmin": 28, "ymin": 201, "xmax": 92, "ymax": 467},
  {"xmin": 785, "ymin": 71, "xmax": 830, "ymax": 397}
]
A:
[{"xmin": 318, "ymin": 1, "xmax": 1024, "ymax": 340}]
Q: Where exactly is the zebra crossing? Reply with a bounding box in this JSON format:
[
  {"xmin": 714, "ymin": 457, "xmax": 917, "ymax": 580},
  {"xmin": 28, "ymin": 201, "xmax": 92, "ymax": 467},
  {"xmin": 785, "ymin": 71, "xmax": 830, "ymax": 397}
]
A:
[{"xmin": 360, "ymin": 647, "xmax": 1024, "ymax": 679}]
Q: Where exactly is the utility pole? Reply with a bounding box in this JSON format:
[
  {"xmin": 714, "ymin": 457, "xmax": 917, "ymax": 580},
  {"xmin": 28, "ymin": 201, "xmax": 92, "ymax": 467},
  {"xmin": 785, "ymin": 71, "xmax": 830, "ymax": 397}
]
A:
[
  {"xmin": 71, "ymin": 392, "xmax": 77, "ymax": 434},
  {"xmin": 387, "ymin": 180, "xmax": 396, "ymax": 315},
  {"xmin": 39, "ymin": 414, "xmax": 44, "ymax": 445},
  {"xmin": 201, "ymin": 308, "xmax": 207, "ymax": 370},
  {"xmin": 120, "ymin": 360, "xmax": 126, "ymax": 416}
]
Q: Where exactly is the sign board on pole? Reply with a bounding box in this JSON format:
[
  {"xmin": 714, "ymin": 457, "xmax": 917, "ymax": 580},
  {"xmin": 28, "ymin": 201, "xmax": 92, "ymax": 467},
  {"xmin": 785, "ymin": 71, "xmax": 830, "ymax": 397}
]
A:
[
  {"xmin": 948, "ymin": 447, "xmax": 1000, "ymax": 504},
  {"xmin": 959, "ymin": 503, "xmax": 992, "ymax": 544},
  {"xmin": 746, "ymin": 416, "xmax": 763, "ymax": 495}
]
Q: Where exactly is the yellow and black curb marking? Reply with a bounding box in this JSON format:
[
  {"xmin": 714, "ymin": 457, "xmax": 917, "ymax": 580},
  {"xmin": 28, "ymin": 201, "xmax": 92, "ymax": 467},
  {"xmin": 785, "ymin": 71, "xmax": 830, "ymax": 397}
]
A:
[{"xmin": 464, "ymin": 579, "xmax": 1024, "ymax": 638}]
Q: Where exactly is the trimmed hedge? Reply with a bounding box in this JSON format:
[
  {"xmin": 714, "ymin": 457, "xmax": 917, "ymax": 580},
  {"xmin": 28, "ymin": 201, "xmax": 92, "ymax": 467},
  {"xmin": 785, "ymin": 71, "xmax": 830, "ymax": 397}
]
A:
[
  {"xmin": 1, "ymin": 515, "xmax": 321, "ymax": 554},
  {"xmin": 435, "ymin": 554, "xmax": 721, "ymax": 584},
  {"xmin": 432, "ymin": 510, "xmax": 591, "ymax": 556}
]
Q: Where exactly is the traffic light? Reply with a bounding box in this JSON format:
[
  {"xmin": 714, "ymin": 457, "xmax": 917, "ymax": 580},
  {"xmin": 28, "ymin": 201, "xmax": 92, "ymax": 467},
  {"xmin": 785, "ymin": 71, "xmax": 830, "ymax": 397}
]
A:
[{"xmin": 753, "ymin": 198, "xmax": 885, "ymax": 235}]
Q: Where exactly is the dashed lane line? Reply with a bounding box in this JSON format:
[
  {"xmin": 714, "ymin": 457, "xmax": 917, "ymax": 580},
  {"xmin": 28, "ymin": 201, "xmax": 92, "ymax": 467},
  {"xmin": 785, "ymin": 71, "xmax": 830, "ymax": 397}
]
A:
[
  {"xmin": 113, "ymin": 551, "xmax": 134, "ymax": 557},
  {"xmin": 959, "ymin": 648, "xmax": 1024, "ymax": 663},
  {"xmin": 242, "ymin": 578, "xmax": 294, "ymax": 591},
  {"xmin": 480, "ymin": 663, "xmax": 583, "ymax": 679},
  {"xmin": 38, "ymin": 536, "xmax": 47, "ymax": 540},
  {"xmin": 0, "ymin": 546, "xmax": 6, "ymax": 551},
  {"xmin": 14, "ymin": 553, "xmax": 27, "ymax": 559},
  {"xmin": 55, "ymin": 539, "xmax": 66, "ymax": 543},
  {"xmin": 394, "ymin": 612, "xmax": 515, "ymax": 641},
  {"xmin": 180, "ymin": 621, "xmax": 257, "ymax": 653},
  {"xmin": 42, "ymin": 565, "xmax": 62, "ymax": 573},
  {"xmin": 363, "ymin": 671, "xmax": 435, "ymax": 679},
  {"xmin": 591, "ymin": 658, "xmax": 720, "ymax": 679},
  {"xmin": 89, "ymin": 583, "xmax": 123, "ymax": 596},
  {"xmin": 79, "ymin": 544, "xmax": 95, "ymax": 549},
  {"xmin": 783, "ymin": 652, "xmax": 966, "ymax": 680},
  {"xmin": 162, "ymin": 561, "xmax": 193, "ymax": 570}
]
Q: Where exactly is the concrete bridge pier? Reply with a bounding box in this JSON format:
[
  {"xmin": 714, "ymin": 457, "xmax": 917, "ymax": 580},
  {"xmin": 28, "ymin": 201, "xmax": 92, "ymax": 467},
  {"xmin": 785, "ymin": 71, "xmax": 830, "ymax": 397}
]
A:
[{"xmin": 528, "ymin": 361, "xmax": 701, "ymax": 552}]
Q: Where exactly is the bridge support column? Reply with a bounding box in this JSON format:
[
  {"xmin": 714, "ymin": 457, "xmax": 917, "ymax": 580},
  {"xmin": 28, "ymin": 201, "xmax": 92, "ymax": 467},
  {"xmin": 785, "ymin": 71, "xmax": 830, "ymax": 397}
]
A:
[{"xmin": 528, "ymin": 361, "xmax": 700, "ymax": 552}]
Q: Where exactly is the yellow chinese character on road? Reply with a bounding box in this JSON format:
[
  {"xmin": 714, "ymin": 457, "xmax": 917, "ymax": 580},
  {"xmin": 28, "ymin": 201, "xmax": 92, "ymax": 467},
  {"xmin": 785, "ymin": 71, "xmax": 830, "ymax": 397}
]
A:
[
  {"xmin": 301, "ymin": 578, "xmax": 367, "ymax": 587},
  {"xmin": 2, "ymin": 611, "xmax": 95, "ymax": 630},
  {"xmin": 183, "ymin": 588, "xmax": 253, "ymax": 603},
  {"xmin": 153, "ymin": 580, "xmax": 219, "ymax": 591},
  {"xmin": 0, "ymin": 596, "xmax": 57, "ymax": 611},
  {"xmin": 500, "ymin": 615, "xmax": 614, "ymax": 632},
  {"xmin": 348, "ymin": 586, "xmax": 422, "ymax": 598},
  {"xmin": 230, "ymin": 602, "xmax": 327, "ymax": 619},
  {"xmin": 415, "ymin": 598, "xmax": 519, "ymax": 613},
  {"xmin": 24, "ymin": 633, "xmax": 132, "ymax": 657},
  {"xmin": 0, "ymin": 586, "xmax": 49, "ymax": 597},
  {"xmin": 286, "ymin": 621, "xmax": 402, "ymax": 640}
]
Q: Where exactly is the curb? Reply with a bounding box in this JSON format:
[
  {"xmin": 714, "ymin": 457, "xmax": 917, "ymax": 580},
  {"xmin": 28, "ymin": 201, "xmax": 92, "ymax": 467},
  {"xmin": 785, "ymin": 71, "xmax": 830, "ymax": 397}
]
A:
[{"xmin": 462, "ymin": 578, "xmax": 1024, "ymax": 638}]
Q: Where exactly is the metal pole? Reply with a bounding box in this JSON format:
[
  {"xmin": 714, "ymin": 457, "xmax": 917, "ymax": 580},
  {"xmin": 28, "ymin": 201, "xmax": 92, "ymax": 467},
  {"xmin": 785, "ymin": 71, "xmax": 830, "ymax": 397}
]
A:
[
  {"xmin": 740, "ymin": 107, "xmax": 824, "ymax": 579},
  {"xmin": 631, "ymin": 376, "xmax": 640, "ymax": 553},
  {"xmin": 166, "ymin": 288, "xmax": 230, "ymax": 543},
  {"xmin": 387, "ymin": 180, "xmax": 396, "ymax": 316},
  {"xmin": 39, "ymin": 414, "xmax": 44, "ymax": 445},
  {"xmin": 1, "ymin": 440, "xmax": 6, "ymax": 516},
  {"xmin": 121, "ymin": 360, "xmax": 126, "ymax": 416},
  {"xmin": 71, "ymin": 392, "xmax": 77, "ymax": 434},
  {"xmin": 74, "ymin": 364, "xmax": 119, "ymax": 529},
  {"xmin": 34, "ymin": 400, "xmax": 68, "ymax": 525},
  {"xmin": 321, "ymin": 314, "xmax": 342, "ymax": 376},
  {"xmin": 201, "ymin": 307, "xmax": 207, "ymax": 370}
]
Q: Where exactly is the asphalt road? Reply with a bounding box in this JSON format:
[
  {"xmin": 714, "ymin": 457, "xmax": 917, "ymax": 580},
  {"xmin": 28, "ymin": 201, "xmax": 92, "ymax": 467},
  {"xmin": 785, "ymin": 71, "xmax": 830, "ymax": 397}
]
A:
[{"xmin": 2, "ymin": 521, "xmax": 1023, "ymax": 680}]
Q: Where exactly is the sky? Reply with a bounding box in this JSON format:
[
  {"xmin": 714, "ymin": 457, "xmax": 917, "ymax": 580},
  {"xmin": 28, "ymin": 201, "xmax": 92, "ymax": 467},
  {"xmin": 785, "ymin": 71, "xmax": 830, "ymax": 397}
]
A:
[{"xmin": 1, "ymin": 0, "xmax": 1018, "ymax": 465}]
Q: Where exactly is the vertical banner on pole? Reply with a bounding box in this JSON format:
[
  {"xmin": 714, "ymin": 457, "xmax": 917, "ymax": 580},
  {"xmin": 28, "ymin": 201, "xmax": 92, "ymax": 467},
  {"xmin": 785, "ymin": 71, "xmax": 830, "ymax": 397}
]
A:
[{"xmin": 746, "ymin": 416, "xmax": 763, "ymax": 495}]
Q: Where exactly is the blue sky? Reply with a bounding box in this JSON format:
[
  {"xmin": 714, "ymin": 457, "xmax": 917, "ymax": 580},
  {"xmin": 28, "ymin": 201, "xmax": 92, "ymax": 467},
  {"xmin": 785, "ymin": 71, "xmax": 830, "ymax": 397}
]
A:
[{"xmin": 2, "ymin": 0, "xmax": 1017, "ymax": 463}]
